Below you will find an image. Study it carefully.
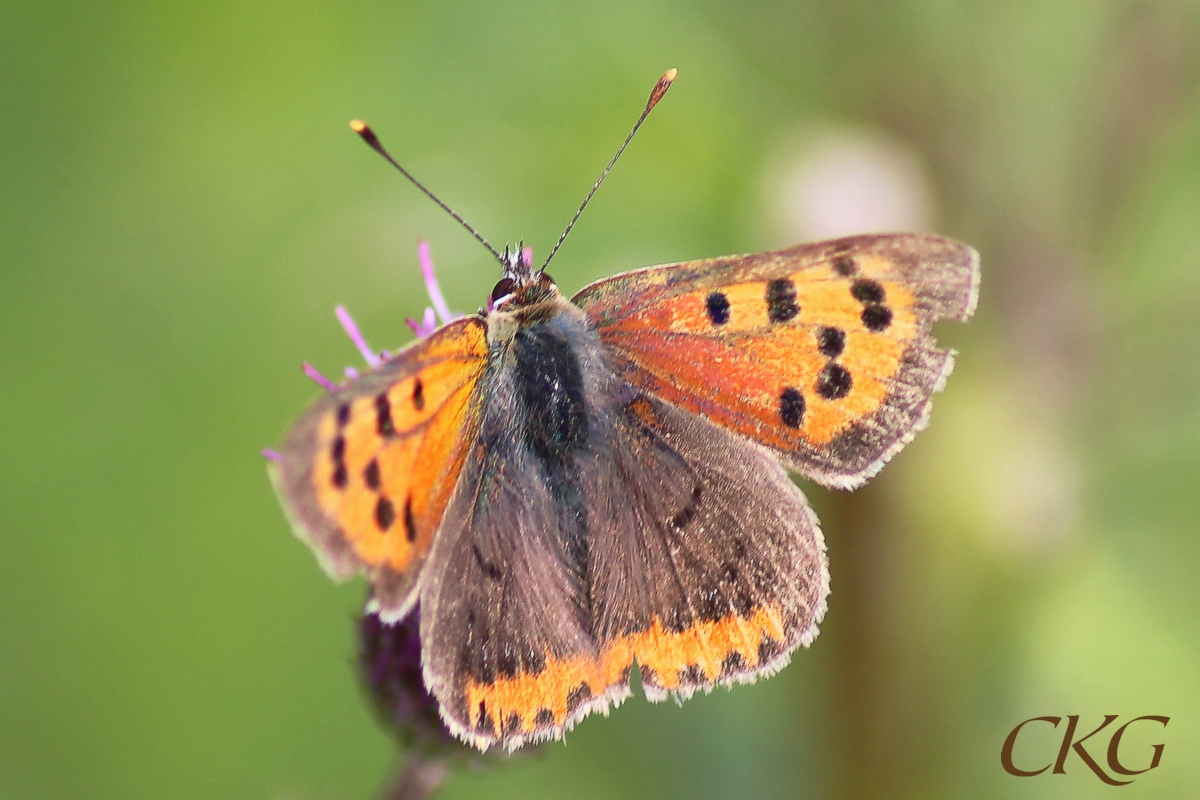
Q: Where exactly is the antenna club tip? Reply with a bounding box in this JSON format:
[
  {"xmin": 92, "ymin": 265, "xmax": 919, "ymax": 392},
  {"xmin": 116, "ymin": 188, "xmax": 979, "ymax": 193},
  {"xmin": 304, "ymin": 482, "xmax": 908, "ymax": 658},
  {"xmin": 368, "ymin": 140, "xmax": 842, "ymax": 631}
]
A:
[
  {"xmin": 648, "ymin": 68, "xmax": 677, "ymax": 109},
  {"xmin": 350, "ymin": 119, "xmax": 382, "ymax": 150}
]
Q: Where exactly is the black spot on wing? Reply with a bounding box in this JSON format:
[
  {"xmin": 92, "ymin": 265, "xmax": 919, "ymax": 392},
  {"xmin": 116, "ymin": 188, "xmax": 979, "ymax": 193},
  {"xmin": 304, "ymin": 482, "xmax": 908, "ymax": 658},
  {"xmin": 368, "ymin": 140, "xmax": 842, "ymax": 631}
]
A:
[
  {"xmin": 498, "ymin": 647, "xmax": 519, "ymax": 679},
  {"xmin": 375, "ymin": 392, "xmax": 394, "ymax": 436},
  {"xmin": 766, "ymin": 278, "xmax": 799, "ymax": 323},
  {"xmin": 817, "ymin": 363, "xmax": 853, "ymax": 400},
  {"xmin": 364, "ymin": 459, "xmax": 381, "ymax": 490},
  {"xmin": 851, "ymin": 279, "xmax": 885, "ymax": 304},
  {"xmin": 472, "ymin": 543, "xmax": 503, "ymax": 581},
  {"xmin": 476, "ymin": 701, "xmax": 494, "ymax": 735},
  {"xmin": 670, "ymin": 484, "xmax": 704, "ymax": 529},
  {"xmin": 411, "ymin": 377, "xmax": 425, "ymax": 411},
  {"xmin": 331, "ymin": 435, "xmax": 348, "ymax": 489},
  {"xmin": 566, "ymin": 682, "xmax": 592, "ymax": 716},
  {"xmin": 524, "ymin": 647, "xmax": 546, "ymax": 675},
  {"xmin": 374, "ymin": 496, "xmax": 395, "ymax": 531},
  {"xmin": 331, "ymin": 464, "xmax": 348, "ymax": 489},
  {"xmin": 705, "ymin": 291, "xmax": 730, "ymax": 325},
  {"xmin": 862, "ymin": 305, "xmax": 893, "ymax": 331},
  {"xmin": 660, "ymin": 606, "xmax": 690, "ymax": 634},
  {"xmin": 731, "ymin": 582, "xmax": 756, "ymax": 617},
  {"xmin": 402, "ymin": 496, "xmax": 416, "ymax": 543},
  {"xmin": 780, "ymin": 388, "xmax": 805, "ymax": 427},
  {"xmin": 695, "ymin": 586, "xmax": 727, "ymax": 622},
  {"xmin": 817, "ymin": 327, "xmax": 846, "ymax": 358},
  {"xmin": 833, "ymin": 255, "xmax": 857, "ymax": 276}
]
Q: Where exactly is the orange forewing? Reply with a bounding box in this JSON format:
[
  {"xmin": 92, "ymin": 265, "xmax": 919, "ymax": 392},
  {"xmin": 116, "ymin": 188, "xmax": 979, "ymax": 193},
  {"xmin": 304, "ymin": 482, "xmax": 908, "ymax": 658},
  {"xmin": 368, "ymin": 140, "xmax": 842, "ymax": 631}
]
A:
[
  {"xmin": 310, "ymin": 358, "xmax": 481, "ymax": 569},
  {"xmin": 272, "ymin": 318, "xmax": 488, "ymax": 603},
  {"xmin": 573, "ymin": 234, "xmax": 978, "ymax": 485},
  {"xmin": 596, "ymin": 259, "xmax": 915, "ymax": 449}
]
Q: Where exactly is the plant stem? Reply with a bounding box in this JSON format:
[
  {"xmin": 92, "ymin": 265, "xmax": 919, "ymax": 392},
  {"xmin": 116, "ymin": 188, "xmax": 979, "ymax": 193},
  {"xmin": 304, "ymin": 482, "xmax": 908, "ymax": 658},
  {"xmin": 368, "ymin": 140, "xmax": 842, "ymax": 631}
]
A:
[{"xmin": 382, "ymin": 755, "xmax": 448, "ymax": 800}]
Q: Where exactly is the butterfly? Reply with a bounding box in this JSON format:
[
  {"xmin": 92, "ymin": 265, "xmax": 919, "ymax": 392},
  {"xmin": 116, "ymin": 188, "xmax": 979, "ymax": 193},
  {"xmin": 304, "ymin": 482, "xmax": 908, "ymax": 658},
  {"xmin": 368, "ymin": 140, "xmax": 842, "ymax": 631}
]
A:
[{"xmin": 268, "ymin": 70, "xmax": 980, "ymax": 751}]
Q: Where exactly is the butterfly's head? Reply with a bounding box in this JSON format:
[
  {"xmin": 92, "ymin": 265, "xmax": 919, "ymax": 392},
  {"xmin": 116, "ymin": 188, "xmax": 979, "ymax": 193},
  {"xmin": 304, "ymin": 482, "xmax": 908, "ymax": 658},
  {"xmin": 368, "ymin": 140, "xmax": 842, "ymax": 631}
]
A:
[
  {"xmin": 488, "ymin": 241, "xmax": 557, "ymax": 312},
  {"xmin": 488, "ymin": 270, "xmax": 558, "ymax": 311},
  {"xmin": 485, "ymin": 262, "xmax": 564, "ymax": 347}
]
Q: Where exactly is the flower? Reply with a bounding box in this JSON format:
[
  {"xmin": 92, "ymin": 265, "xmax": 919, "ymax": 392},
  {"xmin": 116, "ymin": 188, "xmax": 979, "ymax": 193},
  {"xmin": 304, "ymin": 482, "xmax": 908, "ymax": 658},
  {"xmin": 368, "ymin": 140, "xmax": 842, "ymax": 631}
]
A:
[{"xmin": 358, "ymin": 604, "xmax": 466, "ymax": 756}]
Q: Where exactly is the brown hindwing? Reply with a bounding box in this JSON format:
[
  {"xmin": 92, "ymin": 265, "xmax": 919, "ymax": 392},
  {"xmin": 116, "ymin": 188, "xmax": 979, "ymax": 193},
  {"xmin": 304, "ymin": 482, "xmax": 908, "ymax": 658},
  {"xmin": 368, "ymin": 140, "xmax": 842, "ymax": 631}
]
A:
[{"xmin": 586, "ymin": 392, "xmax": 828, "ymax": 702}]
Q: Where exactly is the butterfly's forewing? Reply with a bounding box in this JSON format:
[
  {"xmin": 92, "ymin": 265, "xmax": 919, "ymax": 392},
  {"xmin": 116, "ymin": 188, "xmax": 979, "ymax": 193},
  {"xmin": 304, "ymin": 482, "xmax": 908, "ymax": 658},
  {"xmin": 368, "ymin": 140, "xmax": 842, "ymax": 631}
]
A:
[
  {"xmin": 270, "ymin": 317, "xmax": 488, "ymax": 616},
  {"xmin": 573, "ymin": 233, "xmax": 980, "ymax": 488}
]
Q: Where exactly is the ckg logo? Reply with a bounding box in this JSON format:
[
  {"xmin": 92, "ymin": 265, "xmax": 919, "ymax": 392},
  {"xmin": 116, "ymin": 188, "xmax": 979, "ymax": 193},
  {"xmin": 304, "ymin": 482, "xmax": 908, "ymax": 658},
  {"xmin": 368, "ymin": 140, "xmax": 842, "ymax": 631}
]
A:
[{"xmin": 1001, "ymin": 715, "xmax": 1169, "ymax": 785}]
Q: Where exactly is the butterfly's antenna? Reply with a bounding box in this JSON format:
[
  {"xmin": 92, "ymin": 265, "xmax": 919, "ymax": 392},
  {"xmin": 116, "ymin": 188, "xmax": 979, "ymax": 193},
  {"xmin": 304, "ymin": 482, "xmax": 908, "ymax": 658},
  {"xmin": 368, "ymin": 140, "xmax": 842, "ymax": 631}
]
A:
[
  {"xmin": 349, "ymin": 120, "xmax": 505, "ymax": 266},
  {"xmin": 539, "ymin": 68, "xmax": 677, "ymax": 274}
]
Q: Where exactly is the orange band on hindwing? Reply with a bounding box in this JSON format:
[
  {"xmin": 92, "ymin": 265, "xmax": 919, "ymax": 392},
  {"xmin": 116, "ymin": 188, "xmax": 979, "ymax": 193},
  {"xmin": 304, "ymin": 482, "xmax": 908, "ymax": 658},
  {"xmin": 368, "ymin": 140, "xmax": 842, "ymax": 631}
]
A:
[
  {"xmin": 462, "ymin": 605, "xmax": 786, "ymax": 739},
  {"xmin": 601, "ymin": 605, "xmax": 787, "ymax": 689}
]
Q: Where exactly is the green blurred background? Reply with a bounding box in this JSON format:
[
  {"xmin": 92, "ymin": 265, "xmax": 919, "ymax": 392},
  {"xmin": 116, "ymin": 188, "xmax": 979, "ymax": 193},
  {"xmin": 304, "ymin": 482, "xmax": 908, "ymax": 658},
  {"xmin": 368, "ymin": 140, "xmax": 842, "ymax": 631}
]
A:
[{"xmin": 4, "ymin": 1, "xmax": 1200, "ymax": 798}]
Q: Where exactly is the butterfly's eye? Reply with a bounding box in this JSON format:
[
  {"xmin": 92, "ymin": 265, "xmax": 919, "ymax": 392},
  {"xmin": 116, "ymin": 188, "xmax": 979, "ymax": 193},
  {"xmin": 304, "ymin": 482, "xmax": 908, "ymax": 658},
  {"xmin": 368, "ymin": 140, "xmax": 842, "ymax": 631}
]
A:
[{"xmin": 491, "ymin": 277, "xmax": 516, "ymax": 304}]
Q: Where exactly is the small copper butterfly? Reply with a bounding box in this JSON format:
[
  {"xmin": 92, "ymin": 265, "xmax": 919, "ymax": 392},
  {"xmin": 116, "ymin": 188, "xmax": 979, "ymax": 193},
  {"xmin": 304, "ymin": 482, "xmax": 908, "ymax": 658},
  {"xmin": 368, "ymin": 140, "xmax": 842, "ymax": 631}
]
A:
[{"xmin": 267, "ymin": 69, "xmax": 980, "ymax": 751}]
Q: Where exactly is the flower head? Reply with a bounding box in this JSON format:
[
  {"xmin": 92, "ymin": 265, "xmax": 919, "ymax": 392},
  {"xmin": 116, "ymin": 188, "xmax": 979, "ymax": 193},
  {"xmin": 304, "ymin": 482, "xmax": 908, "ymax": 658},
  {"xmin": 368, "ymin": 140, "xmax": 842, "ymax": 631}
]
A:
[{"xmin": 358, "ymin": 605, "xmax": 464, "ymax": 756}]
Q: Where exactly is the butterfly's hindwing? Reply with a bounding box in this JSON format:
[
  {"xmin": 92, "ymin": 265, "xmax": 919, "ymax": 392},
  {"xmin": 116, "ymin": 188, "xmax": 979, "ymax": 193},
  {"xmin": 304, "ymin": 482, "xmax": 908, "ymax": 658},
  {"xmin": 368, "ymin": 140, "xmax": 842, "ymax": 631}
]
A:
[
  {"xmin": 270, "ymin": 317, "xmax": 488, "ymax": 617},
  {"xmin": 573, "ymin": 233, "xmax": 980, "ymax": 488},
  {"xmin": 586, "ymin": 392, "xmax": 828, "ymax": 700}
]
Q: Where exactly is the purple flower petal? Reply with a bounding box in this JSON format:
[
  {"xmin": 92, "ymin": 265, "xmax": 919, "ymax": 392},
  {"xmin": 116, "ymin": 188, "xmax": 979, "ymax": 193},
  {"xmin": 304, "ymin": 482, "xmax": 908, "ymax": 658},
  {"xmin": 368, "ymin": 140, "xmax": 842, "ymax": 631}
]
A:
[
  {"xmin": 406, "ymin": 307, "xmax": 438, "ymax": 339},
  {"xmin": 261, "ymin": 448, "xmax": 284, "ymax": 462},
  {"xmin": 417, "ymin": 240, "xmax": 454, "ymax": 325},
  {"xmin": 302, "ymin": 362, "xmax": 339, "ymax": 392},
  {"xmin": 335, "ymin": 305, "xmax": 382, "ymax": 368}
]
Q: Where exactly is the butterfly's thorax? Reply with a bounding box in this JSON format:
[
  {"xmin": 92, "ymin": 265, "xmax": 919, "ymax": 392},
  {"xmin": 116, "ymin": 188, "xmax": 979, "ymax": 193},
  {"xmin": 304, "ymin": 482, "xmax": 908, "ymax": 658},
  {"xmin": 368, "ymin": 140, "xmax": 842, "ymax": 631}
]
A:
[{"xmin": 483, "ymin": 282, "xmax": 617, "ymax": 426}]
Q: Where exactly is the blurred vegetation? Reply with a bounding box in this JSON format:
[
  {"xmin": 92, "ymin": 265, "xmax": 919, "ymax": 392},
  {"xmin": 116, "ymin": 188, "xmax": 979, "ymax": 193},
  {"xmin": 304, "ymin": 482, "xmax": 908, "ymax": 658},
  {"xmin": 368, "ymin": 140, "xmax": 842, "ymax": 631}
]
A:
[{"xmin": 2, "ymin": 1, "xmax": 1199, "ymax": 798}]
